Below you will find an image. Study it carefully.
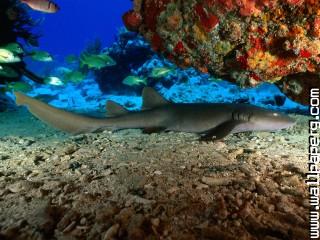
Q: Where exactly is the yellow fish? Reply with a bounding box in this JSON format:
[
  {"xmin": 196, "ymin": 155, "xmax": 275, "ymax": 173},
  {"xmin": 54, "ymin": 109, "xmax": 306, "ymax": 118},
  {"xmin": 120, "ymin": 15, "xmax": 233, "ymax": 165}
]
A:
[
  {"xmin": 65, "ymin": 54, "xmax": 78, "ymax": 64},
  {"xmin": 150, "ymin": 67, "xmax": 174, "ymax": 78},
  {"xmin": 80, "ymin": 53, "xmax": 116, "ymax": 69},
  {"xmin": 122, "ymin": 76, "xmax": 147, "ymax": 86},
  {"xmin": 0, "ymin": 49, "xmax": 21, "ymax": 63},
  {"xmin": 64, "ymin": 71, "xmax": 87, "ymax": 83},
  {"xmin": 29, "ymin": 50, "xmax": 53, "ymax": 62},
  {"xmin": 2, "ymin": 43, "xmax": 24, "ymax": 54},
  {"xmin": 0, "ymin": 65, "xmax": 19, "ymax": 78},
  {"xmin": 44, "ymin": 76, "xmax": 65, "ymax": 86}
]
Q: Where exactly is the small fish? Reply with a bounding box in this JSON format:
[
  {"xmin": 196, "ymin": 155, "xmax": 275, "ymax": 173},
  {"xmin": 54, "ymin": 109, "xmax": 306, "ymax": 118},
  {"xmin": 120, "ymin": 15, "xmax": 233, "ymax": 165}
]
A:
[
  {"xmin": 44, "ymin": 76, "xmax": 64, "ymax": 86},
  {"xmin": 53, "ymin": 66, "xmax": 72, "ymax": 75},
  {"xmin": 97, "ymin": 54, "xmax": 116, "ymax": 63},
  {"xmin": 65, "ymin": 54, "xmax": 78, "ymax": 64},
  {"xmin": 2, "ymin": 43, "xmax": 24, "ymax": 55},
  {"xmin": 64, "ymin": 70, "xmax": 87, "ymax": 83},
  {"xmin": 7, "ymin": 82, "xmax": 32, "ymax": 92},
  {"xmin": 29, "ymin": 50, "xmax": 53, "ymax": 62},
  {"xmin": 0, "ymin": 65, "xmax": 19, "ymax": 78},
  {"xmin": 0, "ymin": 49, "xmax": 21, "ymax": 63},
  {"xmin": 20, "ymin": 0, "xmax": 60, "ymax": 13},
  {"xmin": 80, "ymin": 53, "xmax": 116, "ymax": 69},
  {"xmin": 6, "ymin": 7, "xmax": 18, "ymax": 21},
  {"xmin": 122, "ymin": 76, "xmax": 147, "ymax": 86},
  {"xmin": 208, "ymin": 77, "xmax": 223, "ymax": 82},
  {"xmin": 150, "ymin": 67, "xmax": 174, "ymax": 78}
]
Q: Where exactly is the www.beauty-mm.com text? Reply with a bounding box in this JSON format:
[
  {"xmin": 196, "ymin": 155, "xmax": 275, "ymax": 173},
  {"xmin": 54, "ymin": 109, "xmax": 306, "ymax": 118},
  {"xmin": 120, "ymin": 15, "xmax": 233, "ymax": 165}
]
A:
[{"xmin": 307, "ymin": 88, "xmax": 320, "ymax": 239}]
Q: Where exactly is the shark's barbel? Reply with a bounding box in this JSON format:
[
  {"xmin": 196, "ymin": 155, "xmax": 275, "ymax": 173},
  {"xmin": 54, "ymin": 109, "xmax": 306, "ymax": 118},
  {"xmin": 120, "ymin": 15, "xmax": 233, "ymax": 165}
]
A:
[{"xmin": 14, "ymin": 87, "xmax": 295, "ymax": 140}]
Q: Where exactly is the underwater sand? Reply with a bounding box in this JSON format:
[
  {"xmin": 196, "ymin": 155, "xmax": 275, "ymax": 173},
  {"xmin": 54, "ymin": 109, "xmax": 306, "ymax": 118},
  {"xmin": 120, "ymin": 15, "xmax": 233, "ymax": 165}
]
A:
[{"xmin": 0, "ymin": 109, "xmax": 309, "ymax": 240}]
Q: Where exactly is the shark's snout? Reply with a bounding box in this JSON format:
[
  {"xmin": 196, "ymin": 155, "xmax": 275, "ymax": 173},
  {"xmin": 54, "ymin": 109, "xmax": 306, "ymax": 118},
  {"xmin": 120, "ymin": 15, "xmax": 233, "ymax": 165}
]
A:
[
  {"xmin": 281, "ymin": 115, "xmax": 296, "ymax": 128},
  {"xmin": 249, "ymin": 109, "xmax": 296, "ymax": 132}
]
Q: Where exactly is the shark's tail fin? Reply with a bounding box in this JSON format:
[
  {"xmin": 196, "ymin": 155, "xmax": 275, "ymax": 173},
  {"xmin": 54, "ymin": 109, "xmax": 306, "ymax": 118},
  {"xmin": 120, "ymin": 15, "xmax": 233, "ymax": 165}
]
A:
[
  {"xmin": 14, "ymin": 91, "xmax": 26, "ymax": 106},
  {"xmin": 14, "ymin": 92, "xmax": 106, "ymax": 134}
]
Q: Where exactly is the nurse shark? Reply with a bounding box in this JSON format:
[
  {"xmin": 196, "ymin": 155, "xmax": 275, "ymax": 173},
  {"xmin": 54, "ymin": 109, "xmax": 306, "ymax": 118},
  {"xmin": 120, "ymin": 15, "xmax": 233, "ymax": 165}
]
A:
[{"xmin": 14, "ymin": 87, "xmax": 295, "ymax": 140}]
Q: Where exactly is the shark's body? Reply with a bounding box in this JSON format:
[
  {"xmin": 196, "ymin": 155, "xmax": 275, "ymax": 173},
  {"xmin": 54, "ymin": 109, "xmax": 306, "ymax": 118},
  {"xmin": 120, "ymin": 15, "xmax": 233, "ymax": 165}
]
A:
[{"xmin": 14, "ymin": 87, "xmax": 295, "ymax": 140}]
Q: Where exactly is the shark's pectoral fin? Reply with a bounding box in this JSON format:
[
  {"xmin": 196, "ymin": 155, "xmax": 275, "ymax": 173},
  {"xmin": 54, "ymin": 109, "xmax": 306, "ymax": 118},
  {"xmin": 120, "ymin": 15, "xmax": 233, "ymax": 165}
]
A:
[
  {"xmin": 142, "ymin": 127, "xmax": 166, "ymax": 134},
  {"xmin": 200, "ymin": 120, "xmax": 245, "ymax": 141}
]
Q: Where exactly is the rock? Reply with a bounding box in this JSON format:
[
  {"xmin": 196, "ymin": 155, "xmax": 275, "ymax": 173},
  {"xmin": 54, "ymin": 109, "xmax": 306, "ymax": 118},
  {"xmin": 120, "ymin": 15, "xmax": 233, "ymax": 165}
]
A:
[
  {"xmin": 151, "ymin": 218, "xmax": 160, "ymax": 227},
  {"xmin": 196, "ymin": 183, "xmax": 209, "ymax": 190},
  {"xmin": 127, "ymin": 214, "xmax": 147, "ymax": 240},
  {"xmin": 95, "ymin": 204, "xmax": 119, "ymax": 224},
  {"xmin": 103, "ymin": 223, "xmax": 120, "ymax": 240},
  {"xmin": 201, "ymin": 176, "xmax": 233, "ymax": 186},
  {"xmin": 153, "ymin": 170, "xmax": 162, "ymax": 175},
  {"xmin": 7, "ymin": 180, "xmax": 40, "ymax": 193},
  {"xmin": 201, "ymin": 226, "xmax": 236, "ymax": 240},
  {"xmin": 56, "ymin": 210, "xmax": 80, "ymax": 232}
]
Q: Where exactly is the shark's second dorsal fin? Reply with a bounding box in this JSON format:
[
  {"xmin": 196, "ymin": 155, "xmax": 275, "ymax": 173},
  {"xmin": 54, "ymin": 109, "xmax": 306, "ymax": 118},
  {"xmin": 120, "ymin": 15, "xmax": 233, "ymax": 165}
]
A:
[
  {"xmin": 106, "ymin": 100, "xmax": 128, "ymax": 117},
  {"xmin": 142, "ymin": 87, "xmax": 169, "ymax": 110}
]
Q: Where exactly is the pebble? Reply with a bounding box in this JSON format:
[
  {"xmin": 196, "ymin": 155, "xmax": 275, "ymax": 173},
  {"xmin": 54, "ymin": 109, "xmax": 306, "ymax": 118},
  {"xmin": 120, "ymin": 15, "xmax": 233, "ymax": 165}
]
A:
[
  {"xmin": 201, "ymin": 176, "xmax": 233, "ymax": 186},
  {"xmin": 127, "ymin": 214, "xmax": 147, "ymax": 239},
  {"xmin": 281, "ymin": 175, "xmax": 301, "ymax": 187},
  {"xmin": 153, "ymin": 170, "xmax": 162, "ymax": 175},
  {"xmin": 151, "ymin": 218, "xmax": 160, "ymax": 227},
  {"xmin": 62, "ymin": 221, "xmax": 77, "ymax": 233},
  {"xmin": 7, "ymin": 181, "xmax": 37, "ymax": 193},
  {"xmin": 167, "ymin": 186, "xmax": 179, "ymax": 194},
  {"xmin": 214, "ymin": 141, "xmax": 227, "ymax": 150},
  {"xmin": 42, "ymin": 180, "xmax": 63, "ymax": 191},
  {"xmin": 0, "ymin": 155, "xmax": 10, "ymax": 160},
  {"xmin": 255, "ymin": 182, "xmax": 268, "ymax": 196},
  {"xmin": 64, "ymin": 145, "xmax": 78, "ymax": 155},
  {"xmin": 126, "ymin": 195, "xmax": 156, "ymax": 206},
  {"xmin": 103, "ymin": 223, "xmax": 120, "ymax": 240},
  {"xmin": 196, "ymin": 183, "xmax": 209, "ymax": 190},
  {"xmin": 18, "ymin": 138, "xmax": 35, "ymax": 146},
  {"xmin": 57, "ymin": 210, "xmax": 79, "ymax": 231}
]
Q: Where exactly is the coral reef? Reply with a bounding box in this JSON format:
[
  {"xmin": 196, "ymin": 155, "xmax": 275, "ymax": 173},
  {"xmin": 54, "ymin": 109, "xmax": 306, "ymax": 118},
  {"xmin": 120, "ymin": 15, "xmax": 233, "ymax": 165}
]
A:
[
  {"xmin": 277, "ymin": 73, "xmax": 319, "ymax": 105},
  {"xmin": 123, "ymin": 0, "xmax": 320, "ymax": 105}
]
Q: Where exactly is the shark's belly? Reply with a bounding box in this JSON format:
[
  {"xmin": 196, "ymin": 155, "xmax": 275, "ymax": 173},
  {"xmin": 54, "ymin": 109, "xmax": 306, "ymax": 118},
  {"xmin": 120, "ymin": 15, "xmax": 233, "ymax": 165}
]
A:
[{"xmin": 167, "ymin": 120, "xmax": 224, "ymax": 133}]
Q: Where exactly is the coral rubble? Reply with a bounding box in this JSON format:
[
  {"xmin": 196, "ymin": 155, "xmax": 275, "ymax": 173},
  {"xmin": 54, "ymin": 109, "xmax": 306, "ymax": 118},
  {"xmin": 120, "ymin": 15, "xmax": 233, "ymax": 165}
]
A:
[{"xmin": 123, "ymin": 0, "xmax": 320, "ymax": 105}]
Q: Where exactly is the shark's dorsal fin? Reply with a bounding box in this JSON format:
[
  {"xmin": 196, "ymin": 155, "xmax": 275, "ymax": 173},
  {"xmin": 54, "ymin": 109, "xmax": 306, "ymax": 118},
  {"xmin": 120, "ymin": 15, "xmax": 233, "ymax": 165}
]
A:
[
  {"xmin": 106, "ymin": 100, "xmax": 128, "ymax": 117},
  {"xmin": 142, "ymin": 87, "xmax": 169, "ymax": 110}
]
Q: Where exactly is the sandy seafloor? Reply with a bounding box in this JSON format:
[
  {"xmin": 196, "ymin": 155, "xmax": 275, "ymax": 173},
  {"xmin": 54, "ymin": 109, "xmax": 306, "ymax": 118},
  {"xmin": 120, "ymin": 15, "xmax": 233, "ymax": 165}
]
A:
[{"xmin": 0, "ymin": 108, "xmax": 310, "ymax": 240}]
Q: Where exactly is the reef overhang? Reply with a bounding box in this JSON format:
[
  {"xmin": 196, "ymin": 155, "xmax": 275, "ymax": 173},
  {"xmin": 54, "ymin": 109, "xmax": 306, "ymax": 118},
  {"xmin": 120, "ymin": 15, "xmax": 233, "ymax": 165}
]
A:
[{"xmin": 123, "ymin": 0, "xmax": 320, "ymax": 105}]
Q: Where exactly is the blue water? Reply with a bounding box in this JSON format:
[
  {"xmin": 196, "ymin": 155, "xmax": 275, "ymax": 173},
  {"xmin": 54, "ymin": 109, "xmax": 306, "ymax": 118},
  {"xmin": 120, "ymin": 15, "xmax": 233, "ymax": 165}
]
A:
[{"xmin": 30, "ymin": 0, "xmax": 132, "ymax": 56}]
